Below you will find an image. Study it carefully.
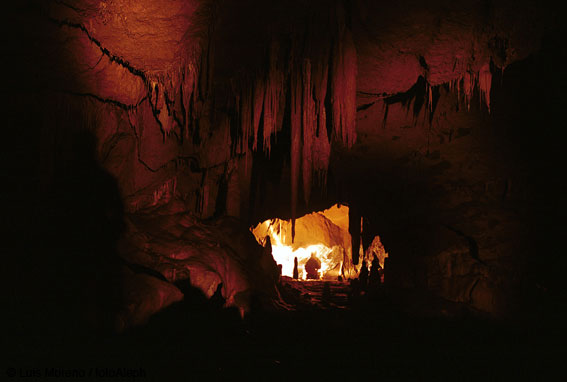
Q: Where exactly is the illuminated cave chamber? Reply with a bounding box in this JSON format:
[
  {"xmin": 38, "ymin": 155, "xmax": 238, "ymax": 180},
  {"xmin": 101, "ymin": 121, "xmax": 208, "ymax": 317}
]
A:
[
  {"xmin": 251, "ymin": 204, "xmax": 388, "ymax": 281},
  {"xmin": 17, "ymin": 0, "xmax": 563, "ymax": 337}
]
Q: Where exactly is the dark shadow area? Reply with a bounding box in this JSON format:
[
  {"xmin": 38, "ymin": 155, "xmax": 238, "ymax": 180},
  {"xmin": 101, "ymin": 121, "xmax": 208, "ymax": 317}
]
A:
[
  {"xmin": 6, "ymin": 1, "xmax": 126, "ymax": 352},
  {"xmin": 9, "ymin": 277, "xmax": 561, "ymax": 380},
  {"xmin": 490, "ymin": 25, "xmax": 567, "ymax": 308},
  {"xmin": 4, "ymin": 1, "xmax": 565, "ymax": 380},
  {"xmin": 8, "ymin": 123, "xmax": 126, "ymax": 356}
]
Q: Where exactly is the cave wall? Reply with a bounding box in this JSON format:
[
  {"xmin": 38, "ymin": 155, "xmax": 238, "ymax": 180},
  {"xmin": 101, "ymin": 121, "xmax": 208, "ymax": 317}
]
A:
[
  {"xmin": 10, "ymin": 0, "xmax": 564, "ymax": 324},
  {"xmin": 341, "ymin": 84, "xmax": 530, "ymax": 314},
  {"xmin": 31, "ymin": 0, "xmax": 551, "ymax": 223}
]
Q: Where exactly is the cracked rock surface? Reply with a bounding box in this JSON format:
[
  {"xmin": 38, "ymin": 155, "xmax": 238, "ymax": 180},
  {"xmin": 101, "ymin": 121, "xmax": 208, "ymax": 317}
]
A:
[{"xmin": 9, "ymin": 0, "xmax": 563, "ymax": 330}]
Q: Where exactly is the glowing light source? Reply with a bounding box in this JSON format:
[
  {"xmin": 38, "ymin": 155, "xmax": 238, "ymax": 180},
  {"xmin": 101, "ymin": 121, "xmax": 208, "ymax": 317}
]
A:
[
  {"xmin": 251, "ymin": 205, "xmax": 349, "ymax": 280},
  {"xmin": 251, "ymin": 204, "xmax": 388, "ymax": 281}
]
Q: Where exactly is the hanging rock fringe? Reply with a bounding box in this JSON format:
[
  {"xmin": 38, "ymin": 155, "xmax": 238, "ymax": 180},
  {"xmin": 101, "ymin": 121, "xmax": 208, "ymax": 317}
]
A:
[
  {"xmin": 331, "ymin": 22, "xmax": 357, "ymax": 149},
  {"xmin": 290, "ymin": 63, "xmax": 303, "ymax": 242},
  {"xmin": 228, "ymin": 10, "xmax": 357, "ymax": 241},
  {"xmin": 263, "ymin": 41, "xmax": 285, "ymax": 156},
  {"xmin": 458, "ymin": 61, "xmax": 492, "ymax": 112},
  {"xmin": 137, "ymin": 2, "xmax": 360, "ymax": 240}
]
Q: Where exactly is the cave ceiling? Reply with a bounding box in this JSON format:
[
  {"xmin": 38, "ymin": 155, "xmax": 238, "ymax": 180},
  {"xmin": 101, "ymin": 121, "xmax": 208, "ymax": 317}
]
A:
[{"xmin": 7, "ymin": 0, "xmax": 564, "ymax": 324}]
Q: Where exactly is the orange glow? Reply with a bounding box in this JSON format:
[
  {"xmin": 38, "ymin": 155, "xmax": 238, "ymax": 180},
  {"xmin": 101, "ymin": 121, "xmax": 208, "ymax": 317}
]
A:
[
  {"xmin": 252, "ymin": 204, "xmax": 389, "ymax": 281},
  {"xmin": 251, "ymin": 205, "xmax": 350, "ymax": 280},
  {"xmin": 364, "ymin": 235, "xmax": 389, "ymax": 269}
]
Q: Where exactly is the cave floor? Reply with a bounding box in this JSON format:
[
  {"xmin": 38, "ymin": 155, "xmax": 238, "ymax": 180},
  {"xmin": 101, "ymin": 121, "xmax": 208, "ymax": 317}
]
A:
[
  {"xmin": 278, "ymin": 278, "xmax": 351, "ymax": 309},
  {"xmin": 12, "ymin": 282, "xmax": 561, "ymax": 381}
]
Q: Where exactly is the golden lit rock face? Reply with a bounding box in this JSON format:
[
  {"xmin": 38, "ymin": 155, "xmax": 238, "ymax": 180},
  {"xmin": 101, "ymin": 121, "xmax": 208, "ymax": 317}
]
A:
[
  {"xmin": 251, "ymin": 204, "xmax": 388, "ymax": 280},
  {"xmin": 252, "ymin": 205, "xmax": 352, "ymax": 280},
  {"xmin": 47, "ymin": 0, "xmax": 201, "ymax": 73}
]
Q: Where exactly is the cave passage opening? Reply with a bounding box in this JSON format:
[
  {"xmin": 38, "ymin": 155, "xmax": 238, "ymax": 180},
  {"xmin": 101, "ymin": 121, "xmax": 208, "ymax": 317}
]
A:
[{"xmin": 251, "ymin": 204, "xmax": 388, "ymax": 282}]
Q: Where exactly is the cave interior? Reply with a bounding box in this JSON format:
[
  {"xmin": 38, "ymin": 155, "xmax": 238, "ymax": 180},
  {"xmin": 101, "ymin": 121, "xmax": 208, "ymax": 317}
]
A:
[{"xmin": 6, "ymin": 0, "xmax": 567, "ymax": 378}]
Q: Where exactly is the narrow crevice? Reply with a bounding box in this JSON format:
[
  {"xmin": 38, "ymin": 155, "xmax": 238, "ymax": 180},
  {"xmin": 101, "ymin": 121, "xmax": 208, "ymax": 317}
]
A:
[
  {"xmin": 126, "ymin": 115, "xmax": 166, "ymax": 174},
  {"xmin": 51, "ymin": 90, "xmax": 153, "ymax": 171},
  {"xmin": 418, "ymin": 55, "xmax": 429, "ymax": 71},
  {"xmin": 444, "ymin": 224, "xmax": 486, "ymax": 265},
  {"xmin": 469, "ymin": 278, "xmax": 480, "ymax": 304},
  {"xmin": 356, "ymin": 91, "xmax": 390, "ymax": 97},
  {"xmin": 47, "ymin": 17, "xmax": 148, "ymax": 82},
  {"xmin": 55, "ymin": 89, "xmax": 147, "ymax": 111},
  {"xmin": 357, "ymin": 101, "xmax": 377, "ymax": 111},
  {"xmin": 120, "ymin": 257, "xmax": 168, "ymax": 283},
  {"xmin": 84, "ymin": 53, "xmax": 104, "ymax": 71},
  {"xmin": 100, "ymin": 133, "xmax": 130, "ymax": 165},
  {"xmin": 53, "ymin": 1, "xmax": 85, "ymax": 13}
]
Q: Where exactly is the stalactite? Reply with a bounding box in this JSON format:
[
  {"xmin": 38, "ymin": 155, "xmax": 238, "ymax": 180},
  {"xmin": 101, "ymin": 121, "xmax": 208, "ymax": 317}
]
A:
[
  {"xmin": 455, "ymin": 77, "xmax": 461, "ymax": 105},
  {"xmin": 158, "ymin": 73, "xmax": 175, "ymax": 136},
  {"xmin": 152, "ymin": 178, "xmax": 177, "ymax": 206},
  {"xmin": 182, "ymin": 63, "xmax": 197, "ymax": 140},
  {"xmin": 240, "ymin": 83, "xmax": 253, "ymax": 154},
  {"xmin": 144, "ymin": 59, "xmax": 201, "ymax": 139},
  {"xmin": 312, "ymin": 54, "xmax": 329, "ymax": 137},
  {"xmin": 458, "ymin": 61, "xmax": 492, "ymax": 112},
  {"xmin": 156, "ymin": 89, "xmax": 172, "ymax": 134},
  {"xmin": 290, "ymin": 63, "xmax": 303, "ymax": 243},
  {"xmin": 224, "ymin": 5, "xmax": 359, "ymax": 230},
  {"xmin": 302, "ymin": 59, "xmax": 316, "ymax": 206},
  {"xmin": 311, "ymin": 42, "xmax": 331, "ymax": 187},
  {"xmin": 331, "ymin": 18, "xmax": 357, "ymax": 148},
  {"xmin": 463, "ymin": 71, "xmax": 474, "ymax": 111},
  {"xmin": 262, "ymin": 41, "xmax": 284, "ymax": 155},
  {"xmin": 478, "ymin": 63, "xmax": 492, "ymax": 113},
  {"xmin": 427, "ymin": 83, "xmax": 433, "ymax": 113},
  {"xmin": 252, "ymin": 78, "xmax": 265, "ymax": 151},
  {"xmin": 312, "ymin": 121, "xmax": 331, "ymax": 187}
]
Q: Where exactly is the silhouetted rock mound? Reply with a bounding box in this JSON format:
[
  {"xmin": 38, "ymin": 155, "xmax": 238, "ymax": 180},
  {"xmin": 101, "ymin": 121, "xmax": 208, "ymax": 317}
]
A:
[{"xmin": 117, "ymin": 201, "xmax": 279, "ymax": 326}]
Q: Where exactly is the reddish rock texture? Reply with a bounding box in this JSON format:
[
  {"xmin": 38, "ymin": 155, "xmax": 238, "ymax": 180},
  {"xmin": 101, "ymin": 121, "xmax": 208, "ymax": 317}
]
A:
[
  {"xmin": 9, "ymin": 0, "xmax": 565, "ymax": 331},
  {"xmin": 117, "ymin": 266, "xmax": 184, "ymax": 331}
]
